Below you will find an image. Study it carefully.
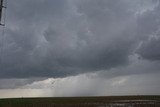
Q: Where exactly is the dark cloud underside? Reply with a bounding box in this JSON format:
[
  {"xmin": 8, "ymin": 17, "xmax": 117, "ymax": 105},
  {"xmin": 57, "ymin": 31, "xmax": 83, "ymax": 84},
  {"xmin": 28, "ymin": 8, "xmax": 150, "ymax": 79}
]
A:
[{"xmin": 0, "ymin": 0, "xmax": 160, "ymax": 78}]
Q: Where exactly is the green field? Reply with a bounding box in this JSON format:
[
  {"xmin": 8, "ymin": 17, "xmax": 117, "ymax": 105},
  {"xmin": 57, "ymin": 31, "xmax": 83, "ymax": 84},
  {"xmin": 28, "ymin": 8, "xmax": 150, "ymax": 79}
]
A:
[{"xmin": 0, "ymin": 95, "xmax": 160, "ymax": 107}]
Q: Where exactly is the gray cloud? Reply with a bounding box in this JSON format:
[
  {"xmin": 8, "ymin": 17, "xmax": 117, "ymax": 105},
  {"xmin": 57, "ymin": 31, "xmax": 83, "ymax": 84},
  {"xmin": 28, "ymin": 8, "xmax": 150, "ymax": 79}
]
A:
[
  {"xmin": 0, "ymin": 0, "xmax": 159, "ymax": 79},
  {"xmin": 1, "ymin": 73, "xmax": 159, "ymax": 97},
  {"xmin": 98, "ymin": 54, "xmax": 160, "ymax": 79},
  {"xmin": 0, "ymin": 78, "xmax": 45, "ymax": 89},
  {"xmin": 137, "ymin": 37, "xmax": 160, "ymax": 61},
  {"xmin": 136, "ymin": 1, "xmax": 160, "ymax": 61}
]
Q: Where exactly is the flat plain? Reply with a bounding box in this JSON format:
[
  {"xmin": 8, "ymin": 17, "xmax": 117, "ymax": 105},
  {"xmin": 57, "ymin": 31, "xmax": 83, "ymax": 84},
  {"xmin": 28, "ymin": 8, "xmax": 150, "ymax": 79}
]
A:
[{"xmin": 0, "ymin": 95, "xmax": 160, "ymax": 107}]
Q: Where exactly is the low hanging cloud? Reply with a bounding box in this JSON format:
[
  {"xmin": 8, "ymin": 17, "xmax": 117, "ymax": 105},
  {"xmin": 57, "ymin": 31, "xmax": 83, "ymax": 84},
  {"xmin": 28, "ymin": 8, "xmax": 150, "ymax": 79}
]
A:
[
  {"xmin": 1, "ymin": 73, "xmax": 160, "ymax": 98},
  {"xmin": 0, "ymin": 0, "xmax": 159, "ymax": 79}
]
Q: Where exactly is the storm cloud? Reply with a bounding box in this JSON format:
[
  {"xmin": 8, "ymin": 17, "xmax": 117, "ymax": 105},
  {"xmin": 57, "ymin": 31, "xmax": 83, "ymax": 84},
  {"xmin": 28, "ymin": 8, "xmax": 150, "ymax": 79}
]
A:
[
  {"xmin": 0, "ymin": 0, "xmax": 160, "ymax": 97},
  {"xmin": 0, "ymin": 0, "xmax": 160, "ymax": 79}
]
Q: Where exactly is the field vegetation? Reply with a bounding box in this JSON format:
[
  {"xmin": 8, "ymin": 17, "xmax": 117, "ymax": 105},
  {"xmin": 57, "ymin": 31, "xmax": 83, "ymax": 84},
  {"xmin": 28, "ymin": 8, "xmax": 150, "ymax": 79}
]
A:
[{"xmin": 0, "ymin": 95, "xmax": 160, "ymax": 107}]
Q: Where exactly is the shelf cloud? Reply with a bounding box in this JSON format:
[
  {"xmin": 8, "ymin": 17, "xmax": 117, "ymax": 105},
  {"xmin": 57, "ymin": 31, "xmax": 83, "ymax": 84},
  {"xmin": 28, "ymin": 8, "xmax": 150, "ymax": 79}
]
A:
[{"xmin": 0, "ymin": 0, "xmax": 160, "ymax": 97}]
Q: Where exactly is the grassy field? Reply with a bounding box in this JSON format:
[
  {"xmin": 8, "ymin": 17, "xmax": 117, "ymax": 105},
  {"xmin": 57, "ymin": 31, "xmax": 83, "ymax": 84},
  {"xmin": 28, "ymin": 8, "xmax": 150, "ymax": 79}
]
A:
[{"xmin": 0, "ymin": 95, "xmax": 160, "ymax": 107}]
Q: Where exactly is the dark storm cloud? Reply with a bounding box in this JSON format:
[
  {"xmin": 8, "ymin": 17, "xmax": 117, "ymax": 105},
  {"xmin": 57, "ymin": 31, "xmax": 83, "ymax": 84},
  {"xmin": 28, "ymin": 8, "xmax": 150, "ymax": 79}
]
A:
[
  {"xmin": 138, "ymin": 37, "xmax": 160, "ymax": 61},
  {"xmin": 0, "ymin": 0, "xmax": 159, "ymax": 78},
  {"xmin": 136, "ymin": 2, "xmax": 160, "ymax": 61},
  {"xmin": 0, "ymin": 78, "xmax": 45, "ymax": 89}
]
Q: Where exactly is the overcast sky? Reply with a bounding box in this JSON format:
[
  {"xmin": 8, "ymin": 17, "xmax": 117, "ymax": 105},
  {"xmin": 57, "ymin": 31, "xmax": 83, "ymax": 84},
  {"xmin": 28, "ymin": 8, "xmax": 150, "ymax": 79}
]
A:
[{"xmin": 0, "ymin": 0, "xmax": 160, "ymax": 98}]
